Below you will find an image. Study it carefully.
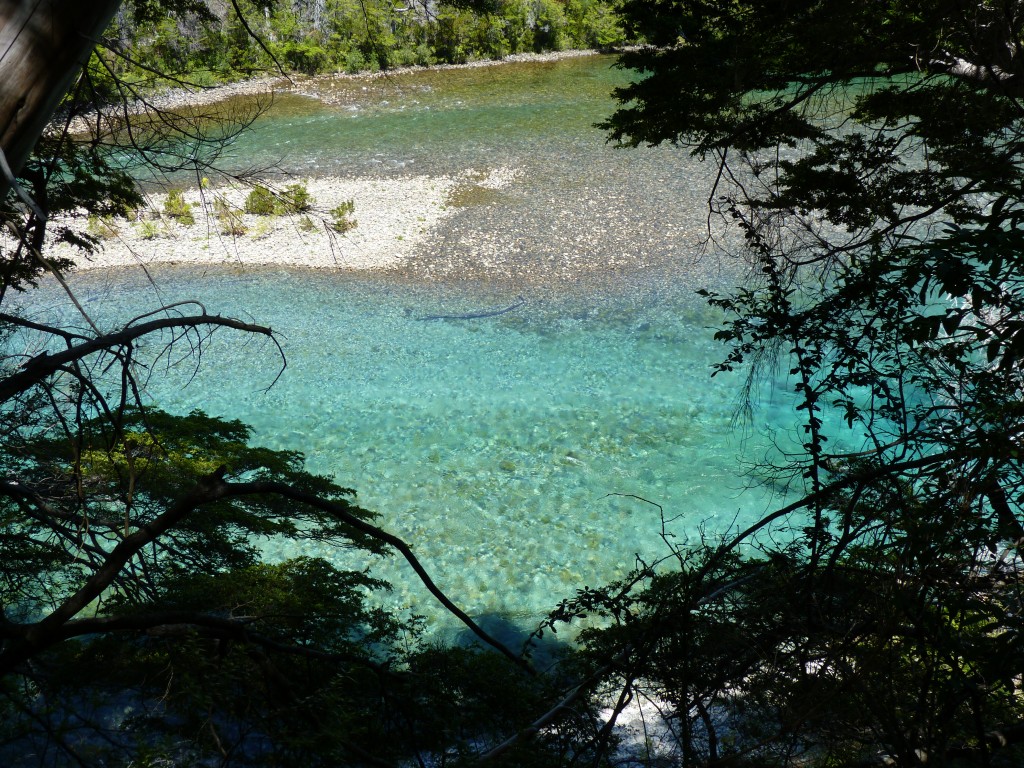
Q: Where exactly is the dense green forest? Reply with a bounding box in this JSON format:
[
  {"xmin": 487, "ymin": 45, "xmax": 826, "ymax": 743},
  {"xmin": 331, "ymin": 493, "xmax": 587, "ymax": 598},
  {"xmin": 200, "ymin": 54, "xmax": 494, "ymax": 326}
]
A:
[
  {"xmin": 95, "ymin": 0, "xmax": 627, "ymax": 89},
  {"xmin": 3, "ymin": 0, "xmax": 1024, "ymax": 766}
]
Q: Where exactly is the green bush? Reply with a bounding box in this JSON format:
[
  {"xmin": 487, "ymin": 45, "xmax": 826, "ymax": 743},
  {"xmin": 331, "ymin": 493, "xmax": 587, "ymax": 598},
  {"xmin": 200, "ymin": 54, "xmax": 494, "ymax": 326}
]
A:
[
  {"xmin": 218, "ymin": 211, "xmax": 247, "ymax": 236},
  {"xmin": 330, "ymin": 199, "xmax": 357, "ymax": 233},
  {"xmin": 245, "ymin": 182, "xmax": 315, "ymax": 216},
  {"xmin": 342, "ymin": 48, "xmax": 367, "ymax": 74},
  {"xmin": 214, "ymin": 197, "xmax": 247, "ymax": 236},
  {"xmin": 87, "ymin": 214, "xmax": 120, "ymax": 240},
  {"xmin": 279, "ymin": 39, "xmax": 330, "ymax": 74},
  {"xmin": 136, "ymin": 219, "xmax": 162, "ymax": 239},
  {"xmin": 391, "ymin": 45, "xmax": 421, "ymax": 68},
  {"xmin": 279, "ymin": 182, "xmax": 314, "ymax": 214},
  {"xmin": 163, "ymin": 188, "xmax": 195, "ymax": 225},
  {"xmin": 244, "ymin": 184, "xmax": 277, "ymax": 215}
]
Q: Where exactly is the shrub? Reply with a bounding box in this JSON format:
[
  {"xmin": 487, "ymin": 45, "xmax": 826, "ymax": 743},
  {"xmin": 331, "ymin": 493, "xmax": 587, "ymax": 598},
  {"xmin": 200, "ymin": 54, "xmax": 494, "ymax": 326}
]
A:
[
  {"xmin": 87, "ymin": 214, "xmax": 120, "ymax": 239},
  {"xmin": 218, "ymin": 211, "xmax": 247, "ymax": 236},
  {"xmin": 279, "ymin": 182, "xmax": 314, "ymax": 214},
  {"xmin": 244, "ymin": 182, "xmax": 315, "ymax": 216},
  {"xmin": 214, "ymin": 197, "xmax": 247, "ymax": 236},
  {"xmin": 391, "ymin": 45, "xmax": 420, "ymax": 68},
  {"xmin": 330, "ymin": 199, "xmax": 357, "ymax": 233},
  {"xmin": 244, "ymin": 184, "xmax": 277, "ymax": 215},
  {"xmin": 163, "ymin": 188, "xmax": 195, "ymax": 225},
  {"xmin": 343, "ymin": 49, "xmax": 366, "ymax": 74},
  {"xmin": 136, "ymin": 219, "xmax": 162, "ymax": 239},
  {"xmin": 279, "ymin": 40, "xmax": 329, "ymax": 75}
]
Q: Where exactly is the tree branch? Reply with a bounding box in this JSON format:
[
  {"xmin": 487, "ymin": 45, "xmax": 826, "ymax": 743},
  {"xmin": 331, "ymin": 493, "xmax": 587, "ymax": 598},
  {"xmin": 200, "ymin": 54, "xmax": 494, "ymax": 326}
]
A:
[
  {"xmin": 0, "ymin": 313, "xmax": 280, "ymax": 403},
  {"xmin": 223, "ymin": 479, "xmax": 533, "ymax": 672},
  {"xmin": 0, "ymin": 465, "xmax": 231, "ymax": 673},
  {"xmin": 0, "ymin": 471, "xmax": 529, "ymax": 677}
]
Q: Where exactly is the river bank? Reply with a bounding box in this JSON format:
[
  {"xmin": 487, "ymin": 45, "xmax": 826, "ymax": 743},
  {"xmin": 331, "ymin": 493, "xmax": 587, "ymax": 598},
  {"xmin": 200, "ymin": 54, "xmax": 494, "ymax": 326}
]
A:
[{"xmin": 54, "ymin": 49, "xmax": 644, "ymax": 277}]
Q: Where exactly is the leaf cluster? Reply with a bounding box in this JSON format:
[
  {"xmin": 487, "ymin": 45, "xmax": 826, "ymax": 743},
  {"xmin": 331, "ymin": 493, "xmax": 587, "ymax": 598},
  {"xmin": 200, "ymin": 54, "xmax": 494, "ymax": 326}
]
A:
[{"xmin": 570, "ymin": 509, "xmax": 1024, "ymax": 765}]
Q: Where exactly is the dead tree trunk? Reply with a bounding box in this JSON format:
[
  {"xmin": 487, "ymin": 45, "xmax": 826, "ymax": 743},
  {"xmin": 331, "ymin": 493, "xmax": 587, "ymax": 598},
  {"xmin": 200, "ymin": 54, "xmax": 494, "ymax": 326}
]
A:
[{"xmin": 0, "ymin": 0, "xmax": 122, "ymax": 199}]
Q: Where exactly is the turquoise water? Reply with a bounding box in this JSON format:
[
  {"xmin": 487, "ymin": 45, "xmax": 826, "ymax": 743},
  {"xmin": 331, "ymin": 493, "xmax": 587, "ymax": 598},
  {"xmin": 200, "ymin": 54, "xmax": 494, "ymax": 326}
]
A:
[
  {"xmin": 30, "ymin": 56, "xmax": 828, "ymax": 635},
  {"xmin": 36, "ymin": 266, "xmax": 796, "ymax": 635}
]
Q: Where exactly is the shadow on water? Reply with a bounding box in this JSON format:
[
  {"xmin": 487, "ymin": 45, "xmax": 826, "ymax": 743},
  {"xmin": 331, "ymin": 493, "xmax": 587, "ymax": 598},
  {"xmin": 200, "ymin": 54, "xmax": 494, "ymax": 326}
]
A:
[{"xmin": 454, "ymin": 612, "xmax": 568, "ymax": 669}]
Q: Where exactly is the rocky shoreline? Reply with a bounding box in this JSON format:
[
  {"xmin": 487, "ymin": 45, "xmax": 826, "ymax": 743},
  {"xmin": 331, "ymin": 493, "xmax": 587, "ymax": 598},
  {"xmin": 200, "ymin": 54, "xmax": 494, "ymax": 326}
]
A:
[
  {"xmin": 76, "ymin": 49, "xmax": 612, "ymax": 124},
  {"xmin": 51, "ymin": 168, "xmax": 524, "ymax": 273}
]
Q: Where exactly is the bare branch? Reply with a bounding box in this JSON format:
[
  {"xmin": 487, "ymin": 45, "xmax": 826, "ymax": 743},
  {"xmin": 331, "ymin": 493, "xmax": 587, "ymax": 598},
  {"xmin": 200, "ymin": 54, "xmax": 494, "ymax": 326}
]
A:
[
  {"xmin": 0, "ymin": 313, "xmax": 281, "ymax": 403},
  {"xmin": 225, "ymin": 479, "xmax": 533, "ymax": 672}
]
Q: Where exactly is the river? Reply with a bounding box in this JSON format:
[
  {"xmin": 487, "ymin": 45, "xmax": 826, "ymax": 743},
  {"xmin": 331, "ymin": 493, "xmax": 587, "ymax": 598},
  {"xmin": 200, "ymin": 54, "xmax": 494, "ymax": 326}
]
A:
[{"xmin": 27, "ymin": 55, "xmax": 812, "ymax": 639}]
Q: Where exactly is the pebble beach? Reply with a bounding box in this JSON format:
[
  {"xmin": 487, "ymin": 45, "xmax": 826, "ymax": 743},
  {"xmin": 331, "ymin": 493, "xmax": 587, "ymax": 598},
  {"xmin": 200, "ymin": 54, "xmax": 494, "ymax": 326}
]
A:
[{"xmin": 57, "ymin": 168, "xmax": 523, "ymax": 273}]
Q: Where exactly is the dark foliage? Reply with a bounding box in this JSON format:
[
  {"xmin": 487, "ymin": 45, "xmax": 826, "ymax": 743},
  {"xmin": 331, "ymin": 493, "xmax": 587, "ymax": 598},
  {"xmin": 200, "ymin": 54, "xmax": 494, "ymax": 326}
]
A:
[{"xmin": 560, "ymin": 2, "xmax": 1024, "ymax": 765}]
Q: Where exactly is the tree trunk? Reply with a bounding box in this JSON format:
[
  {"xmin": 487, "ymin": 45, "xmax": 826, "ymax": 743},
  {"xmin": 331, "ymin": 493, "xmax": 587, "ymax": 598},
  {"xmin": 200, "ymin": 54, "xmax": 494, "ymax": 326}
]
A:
[{"xmin": 0, "ymin": 0, "xmax": 122, "ymax": 199}]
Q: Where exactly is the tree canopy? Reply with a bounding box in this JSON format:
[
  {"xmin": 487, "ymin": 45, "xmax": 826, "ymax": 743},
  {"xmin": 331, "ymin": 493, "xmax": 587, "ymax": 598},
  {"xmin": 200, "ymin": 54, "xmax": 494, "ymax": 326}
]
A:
[{"xmin": 92, "ymin": 0, "xmax": 626, "ymax": 82}]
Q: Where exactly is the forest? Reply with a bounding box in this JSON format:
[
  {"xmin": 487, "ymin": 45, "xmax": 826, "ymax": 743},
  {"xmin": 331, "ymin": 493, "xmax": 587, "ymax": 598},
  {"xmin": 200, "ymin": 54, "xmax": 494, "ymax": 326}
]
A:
[
  {"xmin": 95, "ymin": 0, "xmax": 628, "ymax": 87},
  {"xmin": 2, "ymin": 0, "xmax": 1024, "ymax": 766}
]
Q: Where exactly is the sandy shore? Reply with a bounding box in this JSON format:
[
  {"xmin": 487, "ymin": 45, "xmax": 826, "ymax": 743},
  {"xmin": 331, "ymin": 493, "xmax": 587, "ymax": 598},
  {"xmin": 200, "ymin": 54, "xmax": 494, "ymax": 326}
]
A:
[{"xmin": 50, "ymin": 168, "xmax": 523, "ymax": 273}]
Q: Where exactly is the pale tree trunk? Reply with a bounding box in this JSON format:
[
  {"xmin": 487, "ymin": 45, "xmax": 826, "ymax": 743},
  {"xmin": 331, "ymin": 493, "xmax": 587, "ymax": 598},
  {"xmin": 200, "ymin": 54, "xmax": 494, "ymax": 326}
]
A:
[{"xmin": 0, "ymin": 0, "xmax": 123, "ymax": 200}]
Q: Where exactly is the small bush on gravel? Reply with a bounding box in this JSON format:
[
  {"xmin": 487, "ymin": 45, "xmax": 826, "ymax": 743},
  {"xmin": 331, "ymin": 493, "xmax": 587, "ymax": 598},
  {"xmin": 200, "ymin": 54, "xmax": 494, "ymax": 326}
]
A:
[
  {"xmin": 330, "ymin": 199, "xmax": 357, "ymax": 233},
  {"xmin": 163, "ymin": 188, "xmax": 195, "ymax": 225},
  {"xmin": 136, "ymin": 219, "xmax": 162, "ymax": 239},
  {"xmin": 279, "ymin": 183, "xmax": 314, "ymax": 214},
  {"xmin": 214, "ymin": 198, "xmax": 248, "ymax": 236},
  {"xmin": 244, "ymin": 185, "xmax": 277, "ymax": 215},
  {"xmin": 87, "ymin": 215, "xmax": 120, "ymax": 239},
  {"xmin": 244, "ymin": 182, "xmax": 315, "ymax": 215}
]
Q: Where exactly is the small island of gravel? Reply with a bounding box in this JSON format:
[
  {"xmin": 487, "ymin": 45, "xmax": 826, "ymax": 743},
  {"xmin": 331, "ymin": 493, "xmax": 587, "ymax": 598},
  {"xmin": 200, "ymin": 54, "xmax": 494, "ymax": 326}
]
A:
[{"xmin": 55, "ymin": 168, "xmax": 523, "ymax": 273}]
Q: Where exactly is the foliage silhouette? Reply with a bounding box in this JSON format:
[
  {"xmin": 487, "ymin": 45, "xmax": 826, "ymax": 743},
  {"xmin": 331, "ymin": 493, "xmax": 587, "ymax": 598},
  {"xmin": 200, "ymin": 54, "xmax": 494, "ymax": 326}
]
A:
[{"xmin": 550, "ymin": 1, "xmax": 1024, "ymax": 765}]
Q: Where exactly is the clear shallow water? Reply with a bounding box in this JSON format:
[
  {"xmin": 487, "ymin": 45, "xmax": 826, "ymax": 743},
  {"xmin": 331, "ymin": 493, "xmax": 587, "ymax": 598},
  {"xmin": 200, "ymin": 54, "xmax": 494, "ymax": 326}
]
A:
[
  {"xmin": 30, "ymin": 267, "xmax": 798, "ymax": 636},
  {"xmin": 223, "ymin": 56, "xmax": 642, "ymax": 175},
  {"xmin": 30, "ymin": 56, "xmax": 840, "ymax": 637}
]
